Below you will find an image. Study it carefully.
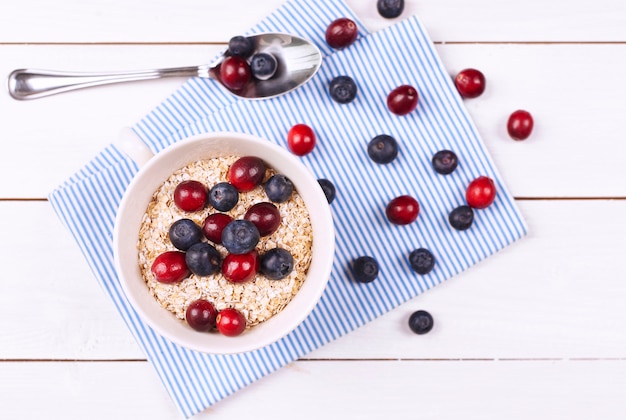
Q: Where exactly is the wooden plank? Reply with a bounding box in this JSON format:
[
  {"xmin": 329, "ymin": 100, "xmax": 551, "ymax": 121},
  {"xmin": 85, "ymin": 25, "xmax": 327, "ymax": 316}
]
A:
[
  {"xmin": 1, "ymin": 199, "xmax": 624, "ymax": 360},
  {"xmin": 2, "ymin": 43, "xmax": 625, "ymax": 198},
  {"xmin": 2, "ymin": 359, "xmax": 625, "ymax": 419},
  {"xmin": 2, "ymin": 0, "xmax": 625, "ymax": 43}
]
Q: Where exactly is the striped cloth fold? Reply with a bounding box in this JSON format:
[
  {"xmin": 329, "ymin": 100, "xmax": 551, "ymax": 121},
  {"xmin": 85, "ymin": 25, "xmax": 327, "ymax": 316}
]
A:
[{"xmin": 49, "ymin": 0, "xmax": 527, "ymax": 417}]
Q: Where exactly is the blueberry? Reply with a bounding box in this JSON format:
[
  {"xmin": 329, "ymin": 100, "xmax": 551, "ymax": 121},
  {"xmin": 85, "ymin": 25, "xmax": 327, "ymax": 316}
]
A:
[
  {"xmin": 329, "ymin": 75, "xmax": 357, "ymax": 104},
  {"xmin": 449, "ymin": 205, "xmax": 474, "ymax": 231},
  {"xmin": 260, "ymin": 248, "xmax": 295, "ymax": 280},
  {"xmin": 408, "ymin": 248, "xmax": 435, "ymax": 275},
  {"xmin": 168, "ymin": 219, "xmax": 202, "ymax": 251},
  {"xmin": 377, "ymin": 0, "xmax": 404, "ymax": 19},
  {"xmin": 227, "ymin": 35, "xmax": 254, "ymax": 58},
  {"xmin": 208, "ymin": 182, "xmax": 239, "ymax": 212},
  {"xmin": 408, "ymin": 310, "xmax": 433, "ymax": 334},
  {"xmin": 352, "ymin": 256, "xmax": 379, "ymax": 283},
  {"xmin": 185, "ymin": 242, "xmax": 221, "ymax": 276},
  {"xmin": 250, "ymin": 52, "xmax": 278, "ymax": 81},
  {"xmin": 367, "ymin": 134, "xmax": 398, "ymax": 164},
  {"xmin": 221, "ymin": 220, "xmax": 260, "ymax": 254},
  {"xmin": 317, "ymin": 178, "xmax": 336, "ymax": 204},
  {"xmin": 264, "ymin": 174, "xmax": 294, "ymax": 203},
  {"xmin": 432, "ymin": 150, "xmax": 459, "ymax": 175}
]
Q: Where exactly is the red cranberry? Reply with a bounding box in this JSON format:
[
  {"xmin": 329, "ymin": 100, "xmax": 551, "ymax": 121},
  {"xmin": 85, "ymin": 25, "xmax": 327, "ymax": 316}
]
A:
[
  {"xmin": 454, "ymin": 68, "xmax": 486, "ymax": 98},
  {"xmin": 219, "ymin": 55, "xmax": 251, "ymax": 91},
  {"xmin": 222, "ymin": 251, "xmax": 259, "ymax": 283},
  {"xmin": 244, "ymin": 202, "xmax": 281, "ymax": 236},
  {"xmin": 228, "ymin": 156, "xmax": 267, "ymax": 192},
  {"xmin": 185, "ymin": 299, "xmax": 217, "ymax": 332},
  {"xmin": 387, "ymin": 85, "xmax": 418, "ymax": 115},
  {"xmin": 386, "ymin": 195, "xmax": 419, "ymax": 225},
  {"xmin": 173, "ymin": 180, "xmax": 207, "ymax": 212},
  {"xmin": 466, "ymin": 176, "xmax": 497, "ymax": 209},
  {"xmin": 325, "ymin": 18, "xmax": 358, "ymax": 49},
  {"xmin": 202, "ymin": 213, "xmax": 233, "ymax": 244},
  {"xmin": 507, "ymin": 110, "xmax": 534, "ymax": 141},
  {"xmin": 151, "ymin": 251, "xmax": 189, "ymax": 283},
  {"xmin": 216, "ymin": 308, "xmax": 247, "ymax": 337},
  {"xmin": 287, "ymin": 123, "xmax": 316, "ymax": 156}
]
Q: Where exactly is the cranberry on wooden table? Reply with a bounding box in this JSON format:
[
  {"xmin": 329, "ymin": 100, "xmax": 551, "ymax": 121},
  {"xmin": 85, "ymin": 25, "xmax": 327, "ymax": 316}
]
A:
[
  {"xmin": 466, "ymin": 176, "xmax": 497, "ymax": 209},
  {"xmin": 454, "ymin": 68, "xmax": 486, "ymax": 98},
  {"xmin": 287, "ymin": 123, "xmax": 316, "ymax": 156},
  {"xmin": 386, "ymin": 195, "xmax": 420, "ymax": 225},
  {"xmin": 325, "ymin": 17, "xmax": 358, "ymax": 49},
  {"xmin": 387, "ymin": 85, "xmax": 419, "ymax": 115},
  {"xmin": 507, "ymin": 110, "xmax": 534, "ymax": 140}
]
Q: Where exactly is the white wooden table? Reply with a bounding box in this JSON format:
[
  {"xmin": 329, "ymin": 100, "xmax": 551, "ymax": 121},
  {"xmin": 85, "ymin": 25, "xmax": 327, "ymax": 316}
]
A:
[{"xmin": 2, "ymin": 0, "xmax": 626, "ymax": 418}]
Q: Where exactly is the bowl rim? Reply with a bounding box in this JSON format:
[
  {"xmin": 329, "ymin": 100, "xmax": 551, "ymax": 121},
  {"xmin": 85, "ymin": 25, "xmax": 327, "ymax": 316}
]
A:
[{"xmin": 113, "ymin": 131, "xmax": 335, "ymax": 354}]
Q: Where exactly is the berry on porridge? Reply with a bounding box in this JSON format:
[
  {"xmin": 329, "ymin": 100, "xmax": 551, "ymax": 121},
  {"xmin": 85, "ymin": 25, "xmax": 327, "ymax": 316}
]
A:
[
  {"xmin": 137, "ymin": 155, "xmax": 314, "ymax": 335},
  {"xmin": 202, "ymin": 213, "xmax": 233, "ymax": 244}
]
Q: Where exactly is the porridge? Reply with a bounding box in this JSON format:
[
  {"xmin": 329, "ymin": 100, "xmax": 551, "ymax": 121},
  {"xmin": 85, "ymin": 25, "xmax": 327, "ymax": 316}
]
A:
[{"xmin": 137, "ymin": 155, "xmax": 313, "ymax": 335}]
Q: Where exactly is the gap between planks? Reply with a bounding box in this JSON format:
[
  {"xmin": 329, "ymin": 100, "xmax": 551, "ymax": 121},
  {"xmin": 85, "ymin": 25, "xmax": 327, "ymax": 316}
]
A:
[
  {"xmin": 3, "ymin": 357, "xmax": 626, "ymax": 363},
  {"xmin": 1, "ymin": 197, "xmax": 625, "ymax": 202},
  {"xmin": 2, "ymin": 41, "xmax": 626, "ymax": 46}
]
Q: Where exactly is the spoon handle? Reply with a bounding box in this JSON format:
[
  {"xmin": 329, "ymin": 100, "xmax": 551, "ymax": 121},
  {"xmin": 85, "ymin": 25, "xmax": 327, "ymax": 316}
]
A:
[{"xmin": 7, "ymin": 66, "xmax": 207, "ymax": 100}]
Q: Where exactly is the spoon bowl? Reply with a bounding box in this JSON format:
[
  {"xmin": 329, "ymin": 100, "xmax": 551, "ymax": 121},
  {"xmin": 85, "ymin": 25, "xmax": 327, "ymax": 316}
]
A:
[{"xmin": 7, "ymin": 32, "xmax": 322, "ymax": 100}]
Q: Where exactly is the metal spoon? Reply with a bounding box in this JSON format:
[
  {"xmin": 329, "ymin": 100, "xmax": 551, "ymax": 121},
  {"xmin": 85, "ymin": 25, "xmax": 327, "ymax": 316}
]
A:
[{"xmin": 7, "ymin": 33, "xmax": 322, "ymax": 100}]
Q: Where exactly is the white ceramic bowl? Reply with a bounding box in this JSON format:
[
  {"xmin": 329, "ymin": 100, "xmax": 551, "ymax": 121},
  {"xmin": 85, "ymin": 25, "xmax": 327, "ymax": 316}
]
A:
[{"xmin": 113, "ymin": 132, "xmax": 334, "ymax": 354}]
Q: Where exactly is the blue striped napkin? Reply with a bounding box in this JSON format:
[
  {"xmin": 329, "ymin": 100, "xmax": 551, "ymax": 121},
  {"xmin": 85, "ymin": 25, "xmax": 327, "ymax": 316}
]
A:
[{"xmin": 49, "ymin": 0, "xmax": 527, "ymax": 417}]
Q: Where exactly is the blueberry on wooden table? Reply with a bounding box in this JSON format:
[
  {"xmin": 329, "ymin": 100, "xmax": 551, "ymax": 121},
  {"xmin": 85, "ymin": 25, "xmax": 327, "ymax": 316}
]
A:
[
  {"xmin": 408, "ymin": 310, "xmax": 434, "ymax": 334},
  {"xmin": 317, "ymin": 178, "xmax": 336, "ymax": 204},
  {"xmin": 431, "ymin": 150, "xmax": 458, "ymax": 175},
  {"xmin": 448, "ymin": 205, "xmax": 474, "ymax": 231},
  {"xmin": 368, "ymin": 134, "xmax": 398, "ymax": 164},
  {"xmin": 352, "ymin": 256, "xmax": 379, "ymax": 283},
  {"xmin": 329, "ymin": 75, "xmax": 357, "ymax": 104},
  {"xmin": 377, "ymin": 0, "xmax": 404, "ymax": 19},
  {"xmin": 408, "ymin": 248, "xmax": 435, "ymax": 275}
]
